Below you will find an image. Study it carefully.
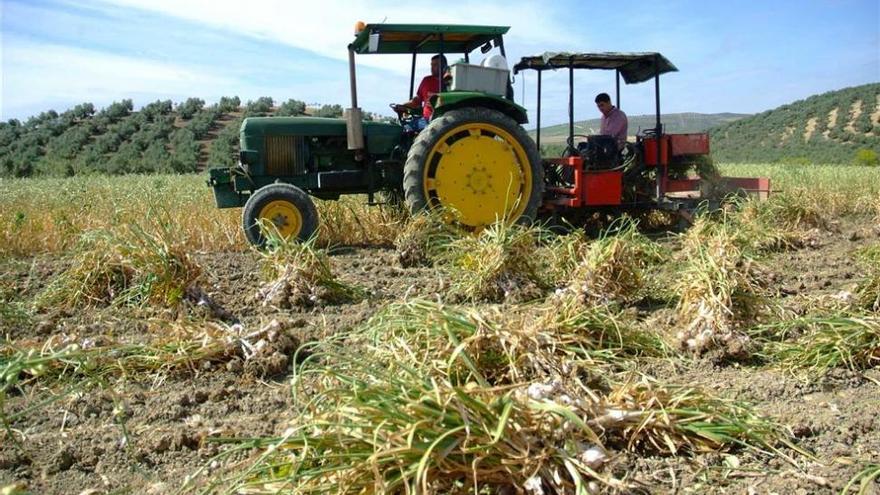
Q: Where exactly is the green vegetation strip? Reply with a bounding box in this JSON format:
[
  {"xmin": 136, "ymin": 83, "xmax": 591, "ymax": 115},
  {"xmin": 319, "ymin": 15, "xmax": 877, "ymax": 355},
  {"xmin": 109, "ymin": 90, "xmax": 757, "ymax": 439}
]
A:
[{"xmin": 756, "ymin": 315, "xmax": 880, "ymax": 374}]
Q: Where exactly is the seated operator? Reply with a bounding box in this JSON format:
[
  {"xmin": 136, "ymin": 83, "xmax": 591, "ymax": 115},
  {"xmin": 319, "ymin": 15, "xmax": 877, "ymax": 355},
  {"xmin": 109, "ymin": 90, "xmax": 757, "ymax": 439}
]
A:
[
  {"xmin": 595, "ymin": 92, "xmax": 628, "ymax": 149},
  {"xmin": 392, "ymin": 54, "xmax": 448, "ymax": 132}
]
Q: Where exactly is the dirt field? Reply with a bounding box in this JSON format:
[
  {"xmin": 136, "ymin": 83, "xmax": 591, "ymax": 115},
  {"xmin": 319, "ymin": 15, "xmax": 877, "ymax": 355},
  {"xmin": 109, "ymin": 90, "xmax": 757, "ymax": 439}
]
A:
[{"xmin": 2, "ymin": 208, "xmax": 878, "ymax": 494}]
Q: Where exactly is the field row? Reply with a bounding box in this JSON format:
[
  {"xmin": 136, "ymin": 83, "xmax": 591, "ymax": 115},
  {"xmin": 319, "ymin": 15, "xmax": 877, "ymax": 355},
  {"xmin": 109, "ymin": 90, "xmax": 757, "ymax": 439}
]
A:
[{"xmin": 1, "ymin": 163, "xmax": 878, "ymax": 257}]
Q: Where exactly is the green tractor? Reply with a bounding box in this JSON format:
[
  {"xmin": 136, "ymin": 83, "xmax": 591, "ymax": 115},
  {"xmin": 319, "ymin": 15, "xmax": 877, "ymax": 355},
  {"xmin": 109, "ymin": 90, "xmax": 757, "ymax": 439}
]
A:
[{"xmin": 208, "ymin": 23, "xmax": 543, "ymax": 246}]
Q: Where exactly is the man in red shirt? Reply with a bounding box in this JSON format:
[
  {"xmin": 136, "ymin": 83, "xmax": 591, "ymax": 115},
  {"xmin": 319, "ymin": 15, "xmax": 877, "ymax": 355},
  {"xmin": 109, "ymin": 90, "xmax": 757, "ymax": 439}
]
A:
[{"xmin": 393, "ymin": 54, "xmax": 447, "ymax": 130}]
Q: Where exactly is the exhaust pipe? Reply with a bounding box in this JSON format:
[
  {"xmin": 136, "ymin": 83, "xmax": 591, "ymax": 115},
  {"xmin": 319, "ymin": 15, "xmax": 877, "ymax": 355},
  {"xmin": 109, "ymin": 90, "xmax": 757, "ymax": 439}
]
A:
[
  {"xmin": 345, "ymin": 107, "xmax": 364, "ymax": 151},
  {"xmin": 345, "ymin": 45, "xmax": 364, "ymax": 151}
]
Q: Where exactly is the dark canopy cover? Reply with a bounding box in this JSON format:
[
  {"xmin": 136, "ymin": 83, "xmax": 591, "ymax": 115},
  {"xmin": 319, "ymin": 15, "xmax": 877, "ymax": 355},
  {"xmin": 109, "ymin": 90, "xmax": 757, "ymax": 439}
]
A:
[
  {"xmin": 513, "ymin": 52, "xmax": 677, "ymax": 84},
  {"xmin": 350, "ymin": 24, "xmax": 509, "ymax": 55}
]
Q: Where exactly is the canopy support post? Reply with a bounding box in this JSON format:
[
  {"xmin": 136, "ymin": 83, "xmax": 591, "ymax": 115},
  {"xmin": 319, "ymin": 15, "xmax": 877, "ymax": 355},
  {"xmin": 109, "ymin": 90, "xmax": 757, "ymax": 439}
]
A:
[
  {"xmin": 615, "ymin": 69, "xmax": 621, "ymax": 109},
  {"xmin": 568, "ymin": 59, "xmax": 574, "ymax": 153},
  {"xmin": 536, "ymin": 70, "xmax": 542, "ymax": 151},
  {"xmin": 438, "ymin": 34, "xmax": 445, "ymax": 92},
  {"xmin": 409, "ymin": 52, "xmax": 417, "ymax": 97},
  {"xmin": 654, "ymin": 53, "xmax": 663, "ymax": 201}
]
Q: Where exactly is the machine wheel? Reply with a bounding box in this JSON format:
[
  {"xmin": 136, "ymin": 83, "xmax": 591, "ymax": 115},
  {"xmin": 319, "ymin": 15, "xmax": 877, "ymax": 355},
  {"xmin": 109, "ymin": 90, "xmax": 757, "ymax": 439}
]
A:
[
  {"xmin": 242, "ymin": 183, "xmax": 318, "ymax": 247},
  {"xmin": 403, "ymin": 107, "xmax": 543, "ymax": 229}
]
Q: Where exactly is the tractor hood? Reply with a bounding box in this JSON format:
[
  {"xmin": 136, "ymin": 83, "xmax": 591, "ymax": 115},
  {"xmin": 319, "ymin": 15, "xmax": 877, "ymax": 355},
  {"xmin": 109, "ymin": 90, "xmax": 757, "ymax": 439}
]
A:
[
  {"xmin": 241, "ymin": 116, "xmax": 400, "ymax": 138},
  {"xmin": 240, "ymin": 116, "xmax": 403, "ymax": 156}
]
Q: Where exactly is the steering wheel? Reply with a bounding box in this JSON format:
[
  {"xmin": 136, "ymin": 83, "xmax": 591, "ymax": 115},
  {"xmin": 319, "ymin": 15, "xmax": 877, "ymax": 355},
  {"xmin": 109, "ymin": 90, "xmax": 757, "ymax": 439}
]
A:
[
  {"xmin": 390, "ymin": 103, "xmax": 420, "ymax": 124},
  {"xmin": 562, "ymin": 134, "xmax": 592, "ymax": 157},
  {"xmin": 639, "ymin": 127, "xmax": 660, "ymax": 138},
  {"xmin": 565, "ymin": 134, "xmax": 592, "ymax": 148}
]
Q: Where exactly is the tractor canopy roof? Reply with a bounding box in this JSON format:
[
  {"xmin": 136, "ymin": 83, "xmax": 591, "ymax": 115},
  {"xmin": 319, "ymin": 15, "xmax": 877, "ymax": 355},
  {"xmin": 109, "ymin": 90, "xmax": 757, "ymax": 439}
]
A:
[
  {"xmin": 350, "ymin": 23, "xmax": 509, "ymax": 55},
  {"xmin": 512, "ymin": 52, "xmax": 677, "ymax": 84}
]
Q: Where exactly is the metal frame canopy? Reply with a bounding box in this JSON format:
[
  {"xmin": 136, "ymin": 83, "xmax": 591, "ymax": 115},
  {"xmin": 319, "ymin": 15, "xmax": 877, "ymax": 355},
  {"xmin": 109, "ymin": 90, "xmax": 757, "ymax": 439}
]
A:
[
  {"xmin": 512, "ymin": 52, "xmax": 677, "ymax": 157},
  {"xmin": 345, "ymin": 23, "xmax": 512, "ymax": 150},
  {"xmin": 350, "ymin": 24, "xmax": 510, "ymax": 55},
  {"xmin": 512, "ymin": 52, "xmax": 677, "ymax": 83}
]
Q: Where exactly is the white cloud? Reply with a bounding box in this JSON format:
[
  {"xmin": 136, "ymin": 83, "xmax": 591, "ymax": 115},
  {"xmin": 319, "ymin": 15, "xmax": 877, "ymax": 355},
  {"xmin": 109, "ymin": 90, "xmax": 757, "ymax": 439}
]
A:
[
  {"xmin": 58, "ymin": 0, "xmax": 599, "ymax": 123},
  {"xmin": 85, "ymin": 0, "xmax": 582, "ymax": 74},
  {"xmin": 0, "ymin": 38, "xmax": 236, "ymax": 118}
]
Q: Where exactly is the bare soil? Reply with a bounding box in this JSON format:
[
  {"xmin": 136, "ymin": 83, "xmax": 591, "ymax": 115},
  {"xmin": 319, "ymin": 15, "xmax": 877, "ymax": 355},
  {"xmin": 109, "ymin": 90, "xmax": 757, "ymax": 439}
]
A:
[
  {"xmin": 845, "ymin": 100, "xmax": 864, "ymax": 134},
  {"xmin": 1, "ymin": 219, "xmax": 879, "ymax": 494},
  {"xmin": 803, "ymin": 117, "xmax": 818, "ymax": 142},
  {"xmin": 823, "ymin": 107, "xmax": 839, "ymax": 139},
  {"xmin": 872, "ymin": 95, "xmax": 880, "ymax": 127}
]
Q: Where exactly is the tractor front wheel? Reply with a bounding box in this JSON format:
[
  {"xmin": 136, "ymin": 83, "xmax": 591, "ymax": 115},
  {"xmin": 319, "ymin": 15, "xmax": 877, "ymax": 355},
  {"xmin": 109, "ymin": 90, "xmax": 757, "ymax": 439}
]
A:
[
  {"xmin": 242, "ymin": 183, "xmax": 318, "ymax": 247},
  {"xmin": 403, "ymin": 107, "xmax": 543, "ymax": 229}
]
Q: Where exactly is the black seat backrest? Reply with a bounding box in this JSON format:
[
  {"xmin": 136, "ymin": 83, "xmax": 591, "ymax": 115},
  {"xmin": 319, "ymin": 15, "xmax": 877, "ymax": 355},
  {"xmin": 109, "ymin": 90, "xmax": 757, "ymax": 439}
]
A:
[{"xmin": 576, "ymin": 135, "xmax": 619, "ymax": 170}]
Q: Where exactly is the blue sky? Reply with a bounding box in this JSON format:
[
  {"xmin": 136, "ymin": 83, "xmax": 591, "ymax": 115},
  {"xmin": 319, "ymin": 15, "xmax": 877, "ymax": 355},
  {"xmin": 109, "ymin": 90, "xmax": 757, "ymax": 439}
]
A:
[{"xmin": 1, "ymin": 0, "xmax": 878, "ymax": 127}]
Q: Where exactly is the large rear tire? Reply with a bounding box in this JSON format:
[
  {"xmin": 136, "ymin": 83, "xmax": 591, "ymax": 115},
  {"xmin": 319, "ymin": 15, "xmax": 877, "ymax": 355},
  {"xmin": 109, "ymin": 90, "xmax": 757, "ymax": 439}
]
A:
[
  {"xmin": 403, "ymin": 107, "xmax": 543, "ymax": 229},
  {"xmin": 242, "ymin": 183, "xmax": 319, "ymax": 247}
]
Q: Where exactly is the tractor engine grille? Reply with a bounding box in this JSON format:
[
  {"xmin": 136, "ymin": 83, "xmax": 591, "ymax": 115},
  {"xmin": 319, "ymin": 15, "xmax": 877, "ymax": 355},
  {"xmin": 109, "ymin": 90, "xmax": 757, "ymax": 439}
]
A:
[{"xmin": 265, "ymin": 135, "xmax": 307, "ymax": 176}]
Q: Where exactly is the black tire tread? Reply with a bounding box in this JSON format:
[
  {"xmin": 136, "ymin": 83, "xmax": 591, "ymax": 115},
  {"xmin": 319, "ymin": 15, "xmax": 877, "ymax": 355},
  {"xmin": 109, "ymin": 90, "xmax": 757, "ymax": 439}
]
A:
[
  {"xmin": 402, "ymin": 107, "xmax": 544, "ymax": 226},
  {"xmin": 241, "ymin": 183, "xmax": 319, "ymax": 247}
]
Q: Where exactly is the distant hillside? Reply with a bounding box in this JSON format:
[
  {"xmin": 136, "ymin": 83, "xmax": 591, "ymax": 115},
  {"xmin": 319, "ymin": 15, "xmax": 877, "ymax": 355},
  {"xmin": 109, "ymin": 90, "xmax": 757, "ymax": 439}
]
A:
[
  {"xmin": 710, "ymin": 83, "xmax": 880, "ymax": 164},
  {"xmin": 5, "ymin": 84, "xmax": 878, "ymax": 178},
  {"xmin": 0, "ymin": 97, "xmax": 351, "ymax": 177},
  {"xmin": 532, "ymin": 112, "xmax": 749, "ymax": 144}
]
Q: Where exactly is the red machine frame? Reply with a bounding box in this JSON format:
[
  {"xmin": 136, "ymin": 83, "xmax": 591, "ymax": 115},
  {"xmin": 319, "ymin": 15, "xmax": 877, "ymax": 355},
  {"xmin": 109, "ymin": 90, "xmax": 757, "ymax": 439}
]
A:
[{"xmin": 512, "ymin": 53, "xmax": 770, "ymax": 213}]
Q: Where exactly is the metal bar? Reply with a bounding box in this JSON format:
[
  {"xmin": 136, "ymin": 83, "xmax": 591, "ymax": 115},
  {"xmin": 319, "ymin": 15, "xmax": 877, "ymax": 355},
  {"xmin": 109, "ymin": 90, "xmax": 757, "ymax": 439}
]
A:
[
  {"xmin": 654, "ymin": 53, "xmax": 662, "ymax": 200},
  {"xmin": 497, "ymin": 36, "xmax": 506, "ymax": 57},
  {"xmin": 537, "ymin": 70, "xmax": 542, "ymax": 151},
  {"xmin": 497, "ymin": 36, "xmax": 512, "ymax": 101},
  {"xmin": 568, "ymin": 60, "xmax": 574, "ymax": 150},
  {"xmin": 367, "ymin": 160, "xmax": 374, "ymax": 202},
  {"xmin": 409, "ymin": 52, "xmax": 417, "ymax": 97},
  {"xmin": 348, "ymin": 47, "xmax": 358, "ymax": 108},
  {"xmin": 654, "ymin": 55, "xmax": 661, "ymax": 133},
  {"xmin": 615, "ymin": 69, "xmax": 621, "ymax": 109},
  {"xmin": 439, "ymin": 34, "xmax": 445, "ymax": 92}
]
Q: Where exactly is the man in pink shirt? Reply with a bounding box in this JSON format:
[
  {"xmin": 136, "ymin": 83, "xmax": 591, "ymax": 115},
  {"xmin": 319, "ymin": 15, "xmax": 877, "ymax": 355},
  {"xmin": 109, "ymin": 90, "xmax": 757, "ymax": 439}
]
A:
[{"xmin": 596, "ymin": 92, "xmax": 628, "ymax": 149}]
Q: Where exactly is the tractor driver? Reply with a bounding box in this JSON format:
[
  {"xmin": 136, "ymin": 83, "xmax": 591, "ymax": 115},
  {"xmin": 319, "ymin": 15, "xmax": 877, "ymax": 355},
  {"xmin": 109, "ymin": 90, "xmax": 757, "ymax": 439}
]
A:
[
  {"xmin": 393, "ymin": 54, "xmax": 448, "ymax": 132},
  {"xmin": 596, "ymin": 93, "xmax": 628, "ymax": 149}
]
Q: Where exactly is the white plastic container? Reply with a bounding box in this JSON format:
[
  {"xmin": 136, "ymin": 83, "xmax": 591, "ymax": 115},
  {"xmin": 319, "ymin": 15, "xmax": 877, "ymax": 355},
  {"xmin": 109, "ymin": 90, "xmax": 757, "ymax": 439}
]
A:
[{"xmin": 450, "ymin": 64, "xmax": 509, "ymax": 96}]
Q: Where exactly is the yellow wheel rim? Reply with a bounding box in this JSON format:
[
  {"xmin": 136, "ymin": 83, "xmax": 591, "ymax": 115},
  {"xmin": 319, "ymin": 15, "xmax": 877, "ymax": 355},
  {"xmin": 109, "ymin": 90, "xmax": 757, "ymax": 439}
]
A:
[
  {"xmin": 424, "ymin": 122, "xmax": 532, "ymax": 229},
  {"xmin": 259, "ymin": 200, "xmax": 303, "ymax": 239}
]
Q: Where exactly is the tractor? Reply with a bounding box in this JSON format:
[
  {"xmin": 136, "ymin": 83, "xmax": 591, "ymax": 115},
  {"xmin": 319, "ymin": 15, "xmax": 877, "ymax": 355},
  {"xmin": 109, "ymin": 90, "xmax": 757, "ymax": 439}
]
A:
[
  {"xmin": 207, "ymin": 24, "xmax": 768, "ymax": 245},
  {"xmin": 208, "ymin": 23, "xmax": 540, "ymax": 246}
]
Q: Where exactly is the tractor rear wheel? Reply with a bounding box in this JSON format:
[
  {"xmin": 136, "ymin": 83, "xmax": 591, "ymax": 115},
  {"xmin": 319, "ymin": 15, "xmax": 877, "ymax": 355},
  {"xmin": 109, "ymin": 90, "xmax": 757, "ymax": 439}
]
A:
[
  {"xmin": 242, "ymin": 183, "xmax": 318, "ymax": 247},
  {"xmin": 403, "ymin": 107, "xmax": 543, "ymax": 229}
]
